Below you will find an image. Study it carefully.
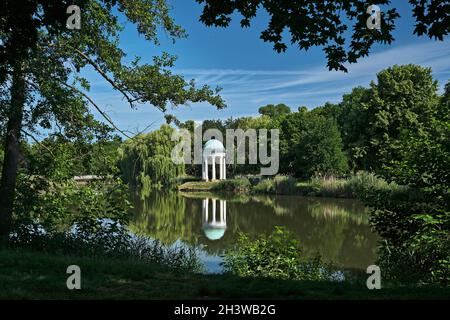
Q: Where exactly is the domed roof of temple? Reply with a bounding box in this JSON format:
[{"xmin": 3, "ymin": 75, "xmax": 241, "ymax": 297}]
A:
[
  {"xmin": 203, "ymin": 138, "xmax": 225, "ymax": 154},
  {"xmin": 203, "ymin": 226, "xmax": 226, "ymax": 240}
]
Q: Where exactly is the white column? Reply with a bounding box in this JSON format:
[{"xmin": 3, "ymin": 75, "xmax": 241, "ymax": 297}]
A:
[
  {"xmin": 219, "ymin": 155, "xmax": 223, "ymax": 180},
  {"xmin": 212, "ymin": 199, "xmax": 216, "ymax": 223},
  {"xmin": 220, "ymin": 200, "xmax": 224, "ymax": 222},
  {"xmin": 223, "ymin": 157, "xmax": 226, "ymax": 180},
  {"xmin": 202, "ymin": 199, "xmax": 206, "ymax": 221},
  {"xmin": 205, "ymin": 198, "xmax": 209, "ymax": 221},
  {"xmin": 202, "ymin": 158, "xmax": 205, "ymax": 180},
  {"xmin": 223, "ymin": 200, "xmax": 227, "ymax": 223},
  {"xmin": 204, "ymin": 158, "xmax": 208, "ymax": 181},
  {"xmin": 212, "ymin": 156, "xmax": 216, "ymax": 180}
]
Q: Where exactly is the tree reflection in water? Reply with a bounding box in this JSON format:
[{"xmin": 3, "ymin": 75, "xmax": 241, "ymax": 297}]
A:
[{"xmin": 128, "ymin": 190, "xmax": 378, "ymax": 271}]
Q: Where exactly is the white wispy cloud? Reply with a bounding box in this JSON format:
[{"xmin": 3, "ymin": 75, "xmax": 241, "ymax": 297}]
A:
[
  {"xmin": 178, "ymin": 40, "xmax": 450, "ymax": 92},
  {"xmin": 86, "ymin": 40, "xmax": 450, "ymax": 134}
]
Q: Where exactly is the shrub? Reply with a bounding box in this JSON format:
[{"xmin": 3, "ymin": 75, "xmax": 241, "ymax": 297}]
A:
[
  {"xmin": 223, "ymin": 227, "xmax": 333, "ymax": 281},
  {"xmin": 212, "ymin": 178, "xmax": 251, "ymax": 193},
  {"xmin": 367, "ymin": 188, "xmax": 450, "ymax": 286},
  {"xmin": 252, "ymin": 176, "xmax": 297, "ymax": 195},
  {"xmin": 346, "ymin": 171, "xmax": 402, "ymax": 198},
  {"xmin": 302, "ymin": 172, "xmax": 403, "ymax": 198},
  {"xmin": 363, "ymin": 179, "xmax": 449, "ymax": 286},
  {"xmin": 252, "ymin": 178, "xmax": 275, "ymax": 193},
  {"xmin": 273, "ymin": 175, "xmax": 298, "ymax": 194},
  {"xmin": 309, "ymin": 175, "xmax": 349, "ymax": 197},
  {"xmin": 373, "ymin": 213, "xmax": 450, "ymax": 286}
]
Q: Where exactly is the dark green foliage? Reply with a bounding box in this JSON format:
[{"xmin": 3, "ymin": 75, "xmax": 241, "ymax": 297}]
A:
[
  {"xmin": 314, "ymin": 88, "xmax": 371, "ymax": 170},
  {"xmin": 196, "ymin": 0, "xmax": 403, "ymax": 71},
  {"xmin": 13, "ymin": 176, "xmax": 131, "ymax": 232},
  {"xmin": 314, "ymin": 65, "xmax": 443, "ymax": 173},
  {"xmin": 365, "ymin": 65, "xmax": 440, "ymax": 171},
  {"xmin": 26, "ymin": 136, "xmax": 122, "ymax": 181},
  {"xmin": 365, "ymin": 190, "xmax": 449, "ymax": 285},
  {"xmin": 294, "ymin": 115, "xmax": 348, "ymax": 178},
  {"xmin": 258, "ymin": 103, "xmax": 291, "ymax": 118},
  {"xmin": 279, "ymin": 108, "xmax": 308, "ymax": 173},
  {"xmin": 279, "ymin": 109, "xmax": 348, "ymax": 177},
  {"xmin": 196, "ymin": 1, "xmax": 450, "ymax": 72},
  {"xmin": 223, "ymin": 227, "xmax": 332, "ymax": 281},
  {"xmin": 362, "ymin": 100, "xmax": 450, "ymax": 285},
  {"xmin": 118, "ymin": 125, "xmax": 184, "ymax": 189}
]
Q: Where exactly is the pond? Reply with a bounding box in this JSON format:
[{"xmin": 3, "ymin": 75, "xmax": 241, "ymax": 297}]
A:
[{"xmin": 129, "ymin": 190, "xmax": 378, "ymax": 273}]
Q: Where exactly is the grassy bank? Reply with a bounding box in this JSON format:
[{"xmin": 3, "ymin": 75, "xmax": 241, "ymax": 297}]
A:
[
  {"xmin": 177, "ymin": 180, "xmax": 220, "ymax": 192},
  {"xmin": 1, "ymin": 248, "xmax": 449, "ymax": 299},
  {"xmin": 177, "ymin": 173, "xmax": 402, "ymax": 199}
]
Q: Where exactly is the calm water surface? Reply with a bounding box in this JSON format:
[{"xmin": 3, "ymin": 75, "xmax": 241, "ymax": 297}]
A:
[{"xmin": 129, "ymin": 191, "xmax": 378, "ymax": 273}]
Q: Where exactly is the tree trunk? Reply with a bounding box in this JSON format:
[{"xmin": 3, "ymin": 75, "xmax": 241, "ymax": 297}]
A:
[{"xmin": 0, "ymin": 60, "xmax": 26, "ymax": 242}]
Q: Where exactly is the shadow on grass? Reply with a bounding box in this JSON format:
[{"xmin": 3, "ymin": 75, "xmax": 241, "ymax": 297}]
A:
[{"xmin": 0, "ymin": 249, "xmax": 449, "ymax": 300}]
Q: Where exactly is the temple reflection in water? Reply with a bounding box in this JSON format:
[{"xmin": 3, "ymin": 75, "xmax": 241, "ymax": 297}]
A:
[{"xmin": 202, "ymin": 198, "xmax": 227, "ymax": 240}]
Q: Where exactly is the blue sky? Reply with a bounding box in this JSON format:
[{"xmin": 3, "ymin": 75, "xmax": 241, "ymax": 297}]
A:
[{"xmin": 85, "ymin": 0, "xmax": 450, "ymax": 136}]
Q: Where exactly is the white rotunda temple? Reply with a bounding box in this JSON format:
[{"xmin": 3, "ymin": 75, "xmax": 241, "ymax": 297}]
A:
[{"xmin": 202, "ymin": 138, "xmax": 226, "ymax": 181}]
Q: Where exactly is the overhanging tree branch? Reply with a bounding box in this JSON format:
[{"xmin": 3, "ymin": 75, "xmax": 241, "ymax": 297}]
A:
[
  {"xmin": 56, "ymin": 80, "xmax": 133, "ymax": 139},
  {"xmin": 20, "ymin": 129, "xmax": 55, "ymax": 157},
  {"xmin": 71, "ymin": 47, "xmax": 136, "ymax": 109}
]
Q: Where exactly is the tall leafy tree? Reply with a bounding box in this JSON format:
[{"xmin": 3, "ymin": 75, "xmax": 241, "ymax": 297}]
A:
[
  {"xmin": 196, "ymin": 0, "xmax": 449, "ymax": 71},
  {"xmin": 365, "ymin": 64, "xmax": 439, "ymax": 171},
  {"xmin": 279, "ymin": 108, "xmax": 308, "ymax": 174},
  {"xmin": 364, "ymin": 84, "xmax": 450, "ymax": 284},
  {"xmin": 314, "ymin": 88, "xmax": 372, "ymax": 170},
  {"xmin": 0, "ymin": 1, "xmax": 225, "ymax": 240},
  {"xmin": 258, "ymin": 103, "xmax": 291, "ymax": 118},
  {"xmin": 279, "ymin": 107, "xmax": 348, "ymax": 177},
  {"xmin": 334, "ymin": 88, "xmax": 371, "ymax": 170},
  {"xmin": 294, "ymin": 114, "xmax": 348, "ymax": 178}
]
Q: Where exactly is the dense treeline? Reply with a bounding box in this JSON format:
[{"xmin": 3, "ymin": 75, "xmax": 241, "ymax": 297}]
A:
[
  {"xmin": 177, "ymin": 65, "xmax": 447, "ymax": 182},
  {"xmin": 0, "ymin": 134, "xmax": 122, "ymax": 181},
  {"xmin": 11, "ymin": 64, "xmax": 442, "ymax": 189}
]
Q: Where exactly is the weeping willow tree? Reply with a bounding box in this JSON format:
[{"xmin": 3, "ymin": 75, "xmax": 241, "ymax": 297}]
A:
[{"xmin": 118, "ymin": 125, "xmax": 184, "ymax": 189}]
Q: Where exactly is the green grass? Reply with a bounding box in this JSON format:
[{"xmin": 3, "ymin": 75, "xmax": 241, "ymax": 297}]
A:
[
  {"xmin": 178, "ymin": 178, "xmax": 251, "ymax": 193},
  {"xmin": 177, "ymin": 180, "xmax": 220, "ymax": 191},
  {"xmin": 1, "ymin": 249, "xmax": 449, "ymax": 299}
]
